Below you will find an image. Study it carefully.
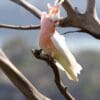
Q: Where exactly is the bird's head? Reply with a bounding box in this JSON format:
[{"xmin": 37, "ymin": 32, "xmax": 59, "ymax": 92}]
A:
[
  {"xmin": 47, "ymin": 0, "xmax": 64, "ymax": 26},
  {"xmin": 40, "ymin": 0, "xmax": 64, "ymax": 33}
]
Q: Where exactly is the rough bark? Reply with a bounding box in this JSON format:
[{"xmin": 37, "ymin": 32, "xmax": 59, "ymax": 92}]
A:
[{"xmin": 0, "ymin": 49, "xmax": 50, "ymax": 100}]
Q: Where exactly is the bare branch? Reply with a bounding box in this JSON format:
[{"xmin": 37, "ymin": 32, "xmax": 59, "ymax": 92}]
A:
[
  {"xmin": 0, "ymin": 24, "xmax": 40, "ymax": 30},
  {"xmin": 59, "ymin": 0, "xmax": 100, "ymax": 39},
  {"xmin": 62, "ymin": 0, "xmax": 75, "ymax": 17},
  {"xmin": 86, "ymin": 0, "xmax": 96, "ymax": 15},
  {"xmin": 0, "ymin": 48, "xmax": 50, "ymax": 100},
  {"xmin": 10, "ymin": 0, "xmax": 42, "ymax": 19},
  {"xmin": 32, "ymin": 49, "xmax": 75, "ymax": 100}
]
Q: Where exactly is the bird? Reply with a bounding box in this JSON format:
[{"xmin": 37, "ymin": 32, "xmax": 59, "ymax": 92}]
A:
[{"xmin": 39, "ymin": 0, "xmax": 82, "ymax": 81}]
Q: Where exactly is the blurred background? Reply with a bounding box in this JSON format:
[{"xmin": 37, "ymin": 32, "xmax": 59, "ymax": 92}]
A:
[{"xmin": 0, "ymin": 0, "xmax": 100, "ymax": 100}]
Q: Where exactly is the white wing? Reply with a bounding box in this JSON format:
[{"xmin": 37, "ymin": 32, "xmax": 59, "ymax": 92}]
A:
[{"xmin": 51, "ymin": 31, "xmax": 82, "ymax": 80}]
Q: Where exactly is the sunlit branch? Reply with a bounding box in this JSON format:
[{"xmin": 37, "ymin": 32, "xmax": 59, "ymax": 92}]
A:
[{"xmin": 0, "ymin": 24, "xmax": 40, "ymax": 30}]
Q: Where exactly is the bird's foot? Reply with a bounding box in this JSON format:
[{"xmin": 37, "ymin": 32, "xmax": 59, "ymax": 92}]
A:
[{"xmin": 32, "ymin": 49, "xmax": 43, "ymax": 58}]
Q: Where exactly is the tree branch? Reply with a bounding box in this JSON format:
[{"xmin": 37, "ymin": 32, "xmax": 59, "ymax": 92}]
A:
[
  {"xmin": 0, "ymin": 24, "xmax": 40, "ymax": 30},
  {"xmin": 62, "ymin": 29, "xmax": 85, "ymax": 35},
  {"xmin": 7, "ymin": 0, "xmax": 100, "ymax": 39},
  {"xmin": 62, "ymin": 0, "xmax": 75, "ymax": 17},
  {"xmin": 0, "ymin": 48, "xmax": 50, "ymax": 100},
  {"xmin": 60, "ymin": 0, "xmax": 100, "ymax": 39},
  {"xmin": 32, "ymin": 49, "xmax": 75, "ymax": 100},
  {"xmin": 86, "ymin": 0, "xmax": 96, "ymax": 15},
  {"xmin": 10, "ymin": 0, "xmax": 42, "ymax": 19}
]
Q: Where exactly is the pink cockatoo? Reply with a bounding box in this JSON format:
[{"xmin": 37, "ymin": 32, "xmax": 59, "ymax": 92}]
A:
[{"xmin": 39, "ymin": 0, "xmax": 82, "ymax": 81}]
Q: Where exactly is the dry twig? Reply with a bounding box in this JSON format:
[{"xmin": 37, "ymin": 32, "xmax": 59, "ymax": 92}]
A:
[
  {"xmin": 32, "ymin": 49, "xmax": 75, "ymax": 100},
  {"xmin": 60, "ymin": 0, "xmax": 100, "ymax": 39},
  {"xmin": 0, "ymin": 24, "xmax": 40, "ymax": 30}
]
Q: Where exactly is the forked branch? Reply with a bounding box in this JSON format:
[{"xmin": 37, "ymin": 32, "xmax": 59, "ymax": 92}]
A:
[
  {"xmin": 62, "ymin": 0, "xmax": 75, "ymax": 17},
  {"xmin": 32, "ymin": 49, "xmax": 75, "ymax": 100},
  {"xmin": 0, "ymin": 0, "xmax": 97, "ymax": 39}
]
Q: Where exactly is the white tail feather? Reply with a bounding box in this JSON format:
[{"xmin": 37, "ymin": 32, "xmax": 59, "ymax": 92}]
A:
[{"xmin": 51, "ymin": 31, "xmax": 82, "ymax": 81}]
